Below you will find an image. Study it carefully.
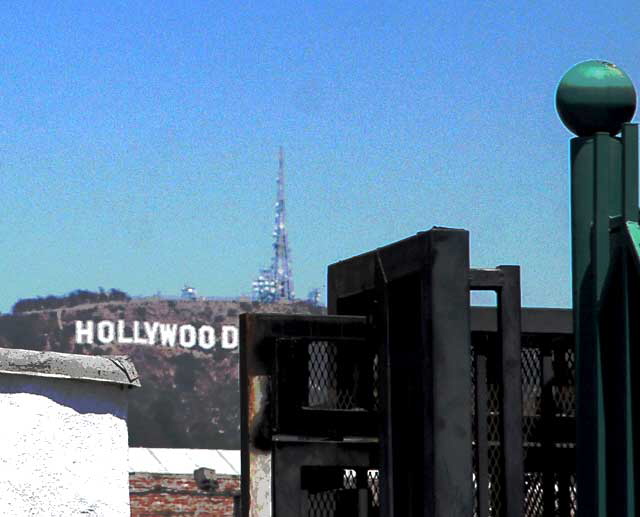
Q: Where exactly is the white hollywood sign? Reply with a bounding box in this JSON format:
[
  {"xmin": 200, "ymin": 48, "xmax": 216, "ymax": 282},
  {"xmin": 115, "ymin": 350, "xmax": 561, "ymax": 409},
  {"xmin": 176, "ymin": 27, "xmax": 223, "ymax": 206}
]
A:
[{"xmin": 75, "ymin": 320, "xmax": 239, "ymax": 350}]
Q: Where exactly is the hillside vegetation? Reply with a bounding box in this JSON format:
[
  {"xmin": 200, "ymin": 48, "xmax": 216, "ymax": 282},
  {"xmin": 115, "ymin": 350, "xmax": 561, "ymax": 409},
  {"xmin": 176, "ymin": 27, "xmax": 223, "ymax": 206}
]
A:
[
  {"xmin": 13, "ymin": 288, "xmax": 130, "ymax": 313},
  {"xmin": 0, "ymin": 296, "xmax": 324, "ymax": 449}
]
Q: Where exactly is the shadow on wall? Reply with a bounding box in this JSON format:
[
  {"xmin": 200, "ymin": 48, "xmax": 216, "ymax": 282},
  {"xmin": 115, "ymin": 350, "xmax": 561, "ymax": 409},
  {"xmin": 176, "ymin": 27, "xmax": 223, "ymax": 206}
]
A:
[{"xmin": 0, "ymin": 375, "xmax": 129, "ymax": 417}]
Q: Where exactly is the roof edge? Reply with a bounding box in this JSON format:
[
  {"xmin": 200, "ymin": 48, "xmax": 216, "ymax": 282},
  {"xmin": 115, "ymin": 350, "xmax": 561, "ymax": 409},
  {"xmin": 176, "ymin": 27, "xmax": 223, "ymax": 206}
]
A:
[{"xmin": 0, "ymin": 347, "xmax": 141, "ymax": 387}]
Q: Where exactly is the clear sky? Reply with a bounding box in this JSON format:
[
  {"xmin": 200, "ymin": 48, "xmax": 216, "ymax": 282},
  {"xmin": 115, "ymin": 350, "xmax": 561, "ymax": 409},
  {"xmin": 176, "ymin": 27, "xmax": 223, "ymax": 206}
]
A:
[{"xmin": 0, "ymin": 1, "xmax": 638, "ymax": 312}]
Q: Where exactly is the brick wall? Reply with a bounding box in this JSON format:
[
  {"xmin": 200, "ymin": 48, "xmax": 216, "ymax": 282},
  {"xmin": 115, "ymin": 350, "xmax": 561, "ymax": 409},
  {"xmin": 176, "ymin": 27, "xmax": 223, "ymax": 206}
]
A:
[{"xmin": 130, "ymin": 473, "xmax": 240, "ymax": 517}]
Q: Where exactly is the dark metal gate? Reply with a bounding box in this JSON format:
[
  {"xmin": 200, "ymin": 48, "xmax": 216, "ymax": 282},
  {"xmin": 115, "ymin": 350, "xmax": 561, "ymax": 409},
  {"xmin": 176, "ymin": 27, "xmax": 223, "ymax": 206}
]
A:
[
  {"xmin": 328, "ymin": 228, "xmax": 523, "ymax": 517},
  {"xmin": 471, "ymin": 308, "xmax": 576, "ymax": 517},
  {"xmin": 240, "ymin": 227, "xmax": 577, "ymax": 516},
  {"xmin": 240, "ymin": 313, "xmax": 379, "ymax": 517}
]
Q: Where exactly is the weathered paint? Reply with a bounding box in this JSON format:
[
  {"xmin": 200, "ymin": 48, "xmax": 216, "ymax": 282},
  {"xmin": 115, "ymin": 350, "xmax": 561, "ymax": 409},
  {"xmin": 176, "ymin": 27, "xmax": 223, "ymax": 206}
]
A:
[
  {"xmin": 248, "ymin": 375, "xmax": 272, "ymax": 517},
  {"xmin": 0, "ymin": 347, "xmax": 140, "ymax": 387}
]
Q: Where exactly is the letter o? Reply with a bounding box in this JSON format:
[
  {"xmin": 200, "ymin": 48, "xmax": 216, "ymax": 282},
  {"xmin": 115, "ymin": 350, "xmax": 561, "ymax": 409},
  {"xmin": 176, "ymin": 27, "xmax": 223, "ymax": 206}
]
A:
[
  {"xmin": 198, "ymin": 325, "xmax": 216, "ymax": 350},
  {"xmin": 179, "ymin": 325, "xmax": 197, "ymax": 348},
  {"xmin": 97, "ymin": 321, "xmax": 115, "ymax": 344}
]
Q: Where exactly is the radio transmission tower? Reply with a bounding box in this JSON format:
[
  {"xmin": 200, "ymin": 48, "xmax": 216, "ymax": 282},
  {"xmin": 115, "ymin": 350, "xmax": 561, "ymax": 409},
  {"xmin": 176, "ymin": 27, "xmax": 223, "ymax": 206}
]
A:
[{"xmin": 252, "ymin": 147, "xmax": 295, "ymax": 302}]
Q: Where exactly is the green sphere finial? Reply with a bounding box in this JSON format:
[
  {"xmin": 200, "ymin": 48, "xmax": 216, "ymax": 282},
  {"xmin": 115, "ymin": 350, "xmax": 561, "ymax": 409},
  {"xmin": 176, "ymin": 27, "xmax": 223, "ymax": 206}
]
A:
[{"xmin": 556, "ymin": 60, "xmax": 636, "ymax": 137}]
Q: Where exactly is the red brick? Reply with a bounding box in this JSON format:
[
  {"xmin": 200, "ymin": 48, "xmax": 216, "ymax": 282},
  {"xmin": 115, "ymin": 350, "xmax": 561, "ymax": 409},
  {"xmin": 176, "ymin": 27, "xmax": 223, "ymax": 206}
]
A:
[{"xmin": 130, "ymin": 473, "xmax": 240, "ymax": 517}]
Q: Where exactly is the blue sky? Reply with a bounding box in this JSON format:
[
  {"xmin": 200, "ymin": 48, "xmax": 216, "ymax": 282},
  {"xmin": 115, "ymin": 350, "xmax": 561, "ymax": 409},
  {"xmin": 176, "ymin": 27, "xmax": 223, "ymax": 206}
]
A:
[{"xmin": 0, "ymin": 1, "xmax": 638, "ymax": 312}]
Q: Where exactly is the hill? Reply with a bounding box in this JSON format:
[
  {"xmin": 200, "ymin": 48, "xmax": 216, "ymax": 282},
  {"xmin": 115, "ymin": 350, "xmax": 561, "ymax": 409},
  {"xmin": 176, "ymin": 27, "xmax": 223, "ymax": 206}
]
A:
[{"xmin": 0, "ymin": 297, "xmax": 324, "ymax": 449}]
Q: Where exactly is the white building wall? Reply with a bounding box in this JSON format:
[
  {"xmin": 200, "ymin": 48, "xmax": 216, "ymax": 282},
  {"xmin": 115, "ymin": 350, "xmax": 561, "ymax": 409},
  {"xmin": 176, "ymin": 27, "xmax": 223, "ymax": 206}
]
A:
[{"xmin": 0, "ymin": 375, "xmax": 130, "ymax": 517}]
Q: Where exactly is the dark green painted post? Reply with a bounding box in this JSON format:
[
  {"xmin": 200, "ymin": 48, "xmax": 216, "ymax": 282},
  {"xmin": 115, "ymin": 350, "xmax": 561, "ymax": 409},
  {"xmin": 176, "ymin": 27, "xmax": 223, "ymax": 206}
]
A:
[{"xmin": 557, "ymin": 60, "xmax": 637, "ymax": 517}]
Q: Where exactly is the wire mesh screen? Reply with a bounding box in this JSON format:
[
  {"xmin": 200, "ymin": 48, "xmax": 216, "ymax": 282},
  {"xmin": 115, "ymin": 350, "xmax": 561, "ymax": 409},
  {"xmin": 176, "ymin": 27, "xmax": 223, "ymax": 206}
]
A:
[
  {"xmin": 472, "ymin": 334, "xmax": 576, "ymax": 517},
  {"xmin": 307, "ymin": 341, "xmax": 362, "ymax": 410},
  {"xmin": 522, "ymin": 338, "xmax": 576, "ymax": 516},
  {"xmin": 471, "ymin": 335, "xmax": 505, "ymax": 517},
  {"xmin": 303, "ymin": 467, "xmax": 380, "ymax": 517},
  {"xmin": 523, "ymin": 472, "xmax": 544, "ymax": 515},
  {"xmin": 274, "ymin": 337, "xmax": 379, "ymax": 436},
  {"xmin": 487, "ymin": 382, "xmax": 503, "ymax": 515},
  {"xmin": 308, "ymin": 341, "xmax": 342, "ymax": 409},
  {"xmin": 552, "ymin": 346, "xmax": 575, "ymax": 418},
  {"xmin": 521, "ymin": 345, "xmax": 544, "ymax": 517},
  {"xmin": 280, "ymin": 339, "xmax": 379, "ymax": 412},
  {"xmin": 522, "ymin": 347, "xmax": 542, "ymax": 443}
]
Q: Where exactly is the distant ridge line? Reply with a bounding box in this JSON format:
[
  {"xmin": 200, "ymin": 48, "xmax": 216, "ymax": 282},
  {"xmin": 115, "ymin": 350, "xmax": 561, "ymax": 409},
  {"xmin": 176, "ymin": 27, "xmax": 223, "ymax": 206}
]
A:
[{"xmin": 11, "ymin": 296, "xmax": 323, "ymax": 315}]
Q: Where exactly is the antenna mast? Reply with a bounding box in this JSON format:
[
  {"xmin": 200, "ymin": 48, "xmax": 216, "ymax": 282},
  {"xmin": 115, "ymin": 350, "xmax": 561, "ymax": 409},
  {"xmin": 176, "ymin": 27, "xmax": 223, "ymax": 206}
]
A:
[
  {"xmin": 272, "ymin": 147, "xmax": 294, "ymax": 300},
  {"xmin": 252, "ymin": 147, "xmax": 295, "ymax": 302}
]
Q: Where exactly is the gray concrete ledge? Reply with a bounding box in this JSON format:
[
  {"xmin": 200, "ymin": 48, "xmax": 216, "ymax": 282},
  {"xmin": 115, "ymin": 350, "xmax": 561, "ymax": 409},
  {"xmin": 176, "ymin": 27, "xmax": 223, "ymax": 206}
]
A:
[{"xmin": 0, "ymin": 348, "xmax": 140, "ymax": 387}]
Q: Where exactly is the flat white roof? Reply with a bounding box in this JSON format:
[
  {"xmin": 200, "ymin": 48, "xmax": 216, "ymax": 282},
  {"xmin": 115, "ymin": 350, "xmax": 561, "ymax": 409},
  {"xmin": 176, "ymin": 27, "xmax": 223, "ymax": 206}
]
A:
[{"xmin": 129, "ymin": 448, "xmax": 240, "ymax": 476}]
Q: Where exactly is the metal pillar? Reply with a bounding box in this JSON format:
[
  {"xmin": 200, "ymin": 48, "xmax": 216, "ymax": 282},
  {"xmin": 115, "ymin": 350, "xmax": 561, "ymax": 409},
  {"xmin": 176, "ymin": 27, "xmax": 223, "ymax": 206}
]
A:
[
  {"xmin": 328, "ymin": 229, "xmax": 474, "ymax": 516},
  {"xmin": 571, "ymin": 126, "xmax": 639, "ymax": 517},
  {"xmin": 470, "ymin": 266, "xmax": 524, "ymax": 517},
  {"xmin": 557, "ymin": 60, "xmax": 638, "ymax": 517}
]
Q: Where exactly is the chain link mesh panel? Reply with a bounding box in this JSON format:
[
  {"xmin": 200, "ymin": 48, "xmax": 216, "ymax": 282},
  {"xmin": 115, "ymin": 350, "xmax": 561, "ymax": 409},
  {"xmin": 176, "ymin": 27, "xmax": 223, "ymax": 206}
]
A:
[
  {"xmin": 305, "ymin": 340, "xmax": 378, "ymax": 411},
  {"xmin": 308, "ymin": 341, "xmax": 347, "ymax": 409},
  {"xmin": 368, "ymin": 470, "xmax": 379, "ymax": 509},
  {"xmin": 472, "ymin": 334, "xmax": 576, "ymax": 517},
  {"xmin": 487, "ymin": 383, "xmax": 503, "ymax": 516},
  {"xmin": 522, "ymin": 347, "xmax": 542, "ymax": 444},
  {"xmin": 569, "ymin": 474, "xmax": 577, "ymax": 516},
  {"xmin": 521, "ymin": 338, "xmax": 576, "ymax": 517},
  {"xmin": 552, "ymin": 346, "xmax": 575, "ymax": 417},
  {"xmin": 304, "ymin": 468, "xmax": 380, "ymax": 517},
  {"xmin": 523, "ymin": 472, "xmax": 544, "ymax": 516},
  {"xmin": 274, "ymin": 337, "xmax": 379, "ymax": 436},
  {"xmin": 521, "ymin": 345, "xmax": 543, "ymax": 515}
]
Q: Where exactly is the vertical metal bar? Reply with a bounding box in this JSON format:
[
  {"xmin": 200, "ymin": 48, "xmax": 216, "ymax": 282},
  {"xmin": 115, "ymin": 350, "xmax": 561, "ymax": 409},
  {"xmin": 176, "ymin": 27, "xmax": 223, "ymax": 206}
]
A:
[
  {"xmin": 571, "ymin": 134, "xmax": 602, "ymax": 517},
  {"xmin": 623, "ymin": 123, "xmax": 639, "ymax": 223},
  {"xmin": 593, "ymin": 132, "xmax": 609, "ymax": 516},
  {"xmin": 604, "ymin": 224, "xmax": 635, "ymax": 517},
  {"xmin": 628, "ymin": 245, "xmax": 640, "ymax": 508},
  {"xmin": 374, "ymin": 253, "xmax": 394, "ymax": 517},
  {"xmin": 426, "ymin": 228, "xmax": 473, "ymax": 517},
  {"xmin": 622, "ymin": 242, "xmax": 635, "ymax": 516},
  {"xmin": 496, "ymin": 265, "xmax": 523, "ymax": 517},
  {"xmin": 540, "ymin": 347, "xmax": 554, "ymax": 517},
  {"xmin": 622, "ymin": 122, "xmax": 638, "ymax": 516},
  {"xmin": 358, "ymin": 488, "xmax": 369, "ymax": 517},
  {"xmin": 475, "ymin": 347, "xmax": 490, "ymax": 517},
  {"xmin": 558, "ymin": 472, "xmax": 570, "ymax": 517}
]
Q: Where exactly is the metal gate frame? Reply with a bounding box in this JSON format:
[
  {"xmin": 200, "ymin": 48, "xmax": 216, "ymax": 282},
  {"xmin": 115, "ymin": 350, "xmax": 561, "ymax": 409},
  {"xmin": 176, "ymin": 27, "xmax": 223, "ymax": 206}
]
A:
[
  {"xmin": 328, "ymin": 227, "xmax": 524, "ymax": 517},
  {"xmin": 240, "ymin": 227, "xmax": 527, "ymax": 516},
  {"xmin": 240, "ymin": 313, "xmax": 379, "ymax": 517}
]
